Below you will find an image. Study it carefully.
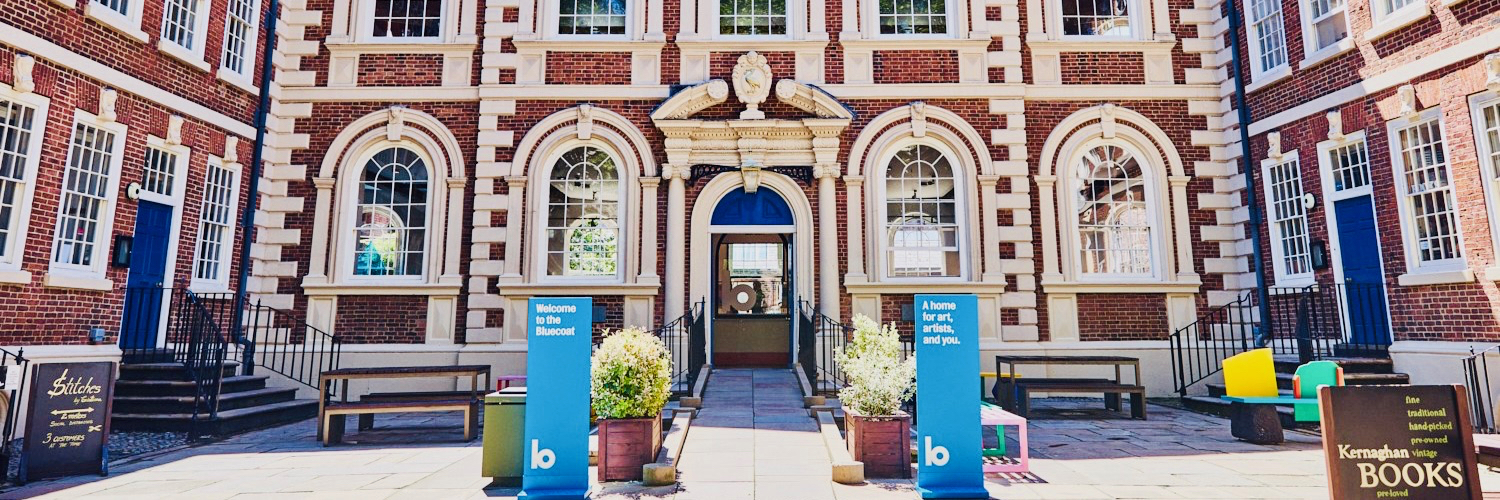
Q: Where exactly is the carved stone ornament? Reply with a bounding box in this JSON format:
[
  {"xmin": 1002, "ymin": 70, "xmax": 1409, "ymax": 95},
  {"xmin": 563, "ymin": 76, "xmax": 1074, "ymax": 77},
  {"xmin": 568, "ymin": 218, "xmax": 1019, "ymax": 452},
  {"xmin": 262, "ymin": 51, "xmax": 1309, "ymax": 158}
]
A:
[
  {"xmin": 224, "ymin": 136, "xmax": 239, "ymax": 163},
  {"xmin": 576, "ymin": 104, "xmax": 594, "ymax": 140},
  {"xmin": 166, "ymin": 115, "xmax": 185, "ymax": 146},
  {"xmin": 1397, "ymin": 84, "xmax": 1417, "ymax": 118},
  {"xmin": 1100, "ymin": 103, "xmax": 1118, "ymax": 139},
  {"xmin": 1486, "ymin": 52, "xmax": 1500, "ymax": 89},
  {"xmin": 651, "ymin": 80, "xmax": 729, "ymax": 120},
  {"xmin": 99, "ymin": 88, "xmax": 117, "ymax": 122},
  {"xmin": 909, "ymin": 101, "xmax": 928, "ymax": 138},
  {"xmin": 740, "ymin": 159, "xmax": 763, "ymax": 193},
  {"xmin": 386, "ymin": 106, "xmax": 406, "ymax": 140},
  {"xmin": 1266, "ymin": 131, "xmax": 1282, "ymax": 159},
  {"xmin": 13, "ymin": 54, "xmax": 34, "ymax": 94},
  {"xmin": 1326, "ymin": 110, "xmax": 1343, "ymax": 140},
  {"xmin": 732, "ymin": 51, "xmax": 772, "ymax": 120}
]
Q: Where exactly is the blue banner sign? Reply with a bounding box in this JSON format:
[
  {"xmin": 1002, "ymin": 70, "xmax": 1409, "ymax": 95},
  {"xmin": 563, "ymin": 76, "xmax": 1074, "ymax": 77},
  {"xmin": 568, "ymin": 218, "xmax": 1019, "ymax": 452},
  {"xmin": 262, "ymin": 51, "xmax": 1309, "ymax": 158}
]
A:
[
  {"xmin": 915, "ymin": 294, "xmax": 988, "ymax": 499},
  {"xmin": 520, "ymin": 297, "xmax": 593, "ymax": 500}
]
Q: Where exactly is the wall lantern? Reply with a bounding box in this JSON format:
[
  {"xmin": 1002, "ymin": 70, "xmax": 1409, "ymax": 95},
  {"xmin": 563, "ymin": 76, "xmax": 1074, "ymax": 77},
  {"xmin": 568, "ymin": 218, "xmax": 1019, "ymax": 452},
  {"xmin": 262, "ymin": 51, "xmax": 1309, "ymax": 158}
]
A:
[
  {"xmin": 110, "ymin": 235, "xmax": 133, "ymax": 268},
  {"xmin": 1310, "ymin": 239, "xmax": 1329, "ymax": 270}
]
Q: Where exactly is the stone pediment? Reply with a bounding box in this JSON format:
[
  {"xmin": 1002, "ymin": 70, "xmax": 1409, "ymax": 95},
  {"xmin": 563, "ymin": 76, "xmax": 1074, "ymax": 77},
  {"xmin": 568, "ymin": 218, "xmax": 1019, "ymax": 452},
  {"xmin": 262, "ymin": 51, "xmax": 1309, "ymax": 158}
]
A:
[{"xmin": 650, "ymin": 78, "xmax": 853, "ymax": 121}]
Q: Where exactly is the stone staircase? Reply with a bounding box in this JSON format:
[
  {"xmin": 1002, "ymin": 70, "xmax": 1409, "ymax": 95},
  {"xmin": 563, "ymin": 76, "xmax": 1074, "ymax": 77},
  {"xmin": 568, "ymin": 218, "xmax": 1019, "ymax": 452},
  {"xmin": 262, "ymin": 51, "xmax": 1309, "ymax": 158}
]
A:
[
  {"xmin": 1182, "ymin": 354, "xmax": 1409, "ymax": 427},
  {"xmin": 111, "ymin": 356, "xmax": 318, "ymax": 436}
]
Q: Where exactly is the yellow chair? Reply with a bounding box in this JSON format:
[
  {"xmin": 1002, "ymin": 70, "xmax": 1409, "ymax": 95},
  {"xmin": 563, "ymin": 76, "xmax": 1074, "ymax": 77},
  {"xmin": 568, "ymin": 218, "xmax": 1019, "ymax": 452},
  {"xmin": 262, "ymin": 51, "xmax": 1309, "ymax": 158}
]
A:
[{"xmin": 1221, "ymin": 348, "xmax": 1279, "ymax": 398}]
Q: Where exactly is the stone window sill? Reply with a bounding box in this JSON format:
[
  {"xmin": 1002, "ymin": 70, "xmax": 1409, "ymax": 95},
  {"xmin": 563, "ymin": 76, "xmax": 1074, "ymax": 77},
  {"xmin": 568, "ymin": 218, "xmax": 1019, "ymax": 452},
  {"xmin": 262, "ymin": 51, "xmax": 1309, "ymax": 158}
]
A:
[
  {"xmin": 839, "ymin": 38, "xmax": 992, "ymax": 51},
  {"xmin": 1299, "ymin": 38, "xmax": 1355, "ymax": 70},
  {"xmin": 1397, "ymin": 269, "xmax": 1475, "ymax": 287},
  {"xmin": 1245, "ymin": 65, "xmax": 1292, "ymax": 93},
  {"xmin": 85, "ymin": 6, "xmax": 150, "ymax": 44},
  {"xmin": 1364, "ymin": 4, "xmax": 1431, "ymax": 42},
  {"xmin": 844, "ymin": 281, "xmax": 1008, "ymax": 294},
  {"xmin": 1485, "ymin": 266, "xmax": 1500, "ymax": 281},
  {"xmin": 160, "ymin": 42, "xmax": 211, "ymax": 72},
  {"xmin": 43, "ymin": 272, "xmax": 114, "ymax": 291},
  {"xmin": 512, "ymin": 39, "xmax": 666, "ymax": 53},
  {"xmin": 1025, "ymin": 39, "xmax": 1175, "ymax": 55},
  {"xmin": 324, "ymin": 42, "xmax": 478, "ymax": 56},
  {"xmin": 217, "ymin": 70, "xmax": 259, "ymax": 95},
  {"xmin": 1040, "ymin": 280, "xmax": 1201, "ymax": 294},
  {"xmin": 0, "ymin": 269, "xmax": 31, "ymax": 285},
  {"xmin": 302, "ymin": 282, "xmax": 463, "ymax": 296},
  {"xmin": 496, "ymin": 282, "xmax": 661, "ymax": 296}
]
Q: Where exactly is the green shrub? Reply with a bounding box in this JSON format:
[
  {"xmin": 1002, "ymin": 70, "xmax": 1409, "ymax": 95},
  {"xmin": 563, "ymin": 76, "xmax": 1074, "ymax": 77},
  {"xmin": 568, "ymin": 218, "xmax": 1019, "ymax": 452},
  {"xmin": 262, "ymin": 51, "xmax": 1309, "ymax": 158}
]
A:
[
  {"xmin": 591, "ymin": 327, "xmax": 673, "ymax": 419},
  {"xmin": 835, "ymin": 314, "xmax": 916, "ymax": 416}
]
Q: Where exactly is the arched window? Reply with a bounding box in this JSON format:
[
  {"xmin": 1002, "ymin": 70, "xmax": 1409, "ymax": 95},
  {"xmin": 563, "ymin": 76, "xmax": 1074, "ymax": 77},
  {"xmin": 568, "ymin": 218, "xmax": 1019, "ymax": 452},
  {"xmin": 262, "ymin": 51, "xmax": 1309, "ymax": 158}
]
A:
[
  {"xmin": 883, "ymin": 143, "xmax": 962, "ymax": 278},
  {"xmin": 353, "ymin": 147, "xmax": 429, "ymax": 276},
  {"xmin": 1073, "ymin": 143, "xmax": 1154, "ymax": 276},
  {"xmin": 546, "ymin": 146, "xmax": 621, "ymax": 278}
]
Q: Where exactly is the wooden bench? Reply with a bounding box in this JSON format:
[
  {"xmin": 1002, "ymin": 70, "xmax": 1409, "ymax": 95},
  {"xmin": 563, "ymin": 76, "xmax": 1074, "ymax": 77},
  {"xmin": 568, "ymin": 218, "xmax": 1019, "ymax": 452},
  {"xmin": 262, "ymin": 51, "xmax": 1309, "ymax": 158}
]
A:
[
  {"xmin": 323, "ymin": 400, "xmax": 478, "ymax": 446},
  {"xmin": 1014, "ymin": 381, "xmax": 1145, "ymax": 419},
  {"xmin": 317, "ymin": 365, "xmax": 491, "ymax": 445},
  {"xmin": 357, "ymin": 390, "xmax": 488, "ymax": 431}
]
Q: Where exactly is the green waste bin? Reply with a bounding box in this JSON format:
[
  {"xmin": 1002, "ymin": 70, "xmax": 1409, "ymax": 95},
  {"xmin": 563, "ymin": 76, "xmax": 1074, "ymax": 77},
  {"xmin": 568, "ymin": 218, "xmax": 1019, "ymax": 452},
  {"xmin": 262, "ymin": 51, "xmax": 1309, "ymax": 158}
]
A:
[{"xmin": 482, "ymin": 387, "xmax": 526, "ymax": 486}]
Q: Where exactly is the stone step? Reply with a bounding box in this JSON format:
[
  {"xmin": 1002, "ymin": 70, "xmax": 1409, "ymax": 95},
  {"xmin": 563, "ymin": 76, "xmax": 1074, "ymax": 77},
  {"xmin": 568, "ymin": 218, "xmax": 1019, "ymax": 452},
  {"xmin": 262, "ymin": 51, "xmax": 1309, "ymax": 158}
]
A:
[
  {"xmin": 113, "ymin": 386, "xmax": 299, "ymax": 414},
  {"xmin": 111, "ymin": 399, "xmax": 318, "ymax": 435},
  {"xmin": 1272, "ymin": 355, "xmax": 1394, "ymax": 374},
  {"xmin": 119, "ymin": 361, "xmax": 241, "ymax": 381},
  {"xmin": 114, "ymin": 375, "xmax": 269, "ymax": 397}
]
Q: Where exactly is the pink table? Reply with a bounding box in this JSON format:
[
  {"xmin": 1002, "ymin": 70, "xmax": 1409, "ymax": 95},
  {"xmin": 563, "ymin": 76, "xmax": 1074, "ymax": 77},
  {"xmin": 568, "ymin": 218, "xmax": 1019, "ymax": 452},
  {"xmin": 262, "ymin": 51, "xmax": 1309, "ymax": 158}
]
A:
[{"xmin": 980, "ymin": 404, "xmax": 1029, "ymax": 473}]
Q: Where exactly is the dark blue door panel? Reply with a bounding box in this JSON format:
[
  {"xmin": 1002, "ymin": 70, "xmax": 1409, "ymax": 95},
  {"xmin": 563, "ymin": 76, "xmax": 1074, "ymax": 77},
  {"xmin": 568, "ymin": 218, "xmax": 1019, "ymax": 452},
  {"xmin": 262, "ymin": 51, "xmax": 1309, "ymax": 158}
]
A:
[
  {"xmin": 121, "ymin": 201, "xmax": 173, "ymax": 350},
  {"xmin": 1333, "ymin": 196, "xmax": 1391, "ymax": 347}
]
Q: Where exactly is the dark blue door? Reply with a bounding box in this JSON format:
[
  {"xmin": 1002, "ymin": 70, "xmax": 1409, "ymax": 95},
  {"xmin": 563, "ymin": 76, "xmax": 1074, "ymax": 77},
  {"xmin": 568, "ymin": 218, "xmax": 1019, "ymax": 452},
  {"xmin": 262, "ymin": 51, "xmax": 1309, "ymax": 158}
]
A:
[
  {"xmin": 1333, "ymin": 196, "xmax": 1391, "ymax": 347},
  {"xmin": 120, "ymin": 201, "xmax": 174, "ymax": 350}
]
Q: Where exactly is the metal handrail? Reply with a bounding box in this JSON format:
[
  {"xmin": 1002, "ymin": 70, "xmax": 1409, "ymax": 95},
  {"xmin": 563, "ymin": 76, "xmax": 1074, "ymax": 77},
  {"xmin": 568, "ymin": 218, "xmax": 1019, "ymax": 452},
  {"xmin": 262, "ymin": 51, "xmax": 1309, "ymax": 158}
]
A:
[
  {"xmin": 648, "ymin": 300, "xmax": 705, "ymax": 395},
  {"xmin": 239, "ymin": 297, "xmax": 342, "ymax": 395},
  {"xmin": 1169, "ymin": 291, "xmax": 1256, "ymax": 395},
  {"xmin": 1464, "ymin": 344, "xmax": 1500, "ymax": 434},
  {"xmin": 0, "ymin": 347, "xmax": 28, "ymax": 482},
  {"xmin": 799, "ymin": 299, "xmax": 853, "ymax": 393}
]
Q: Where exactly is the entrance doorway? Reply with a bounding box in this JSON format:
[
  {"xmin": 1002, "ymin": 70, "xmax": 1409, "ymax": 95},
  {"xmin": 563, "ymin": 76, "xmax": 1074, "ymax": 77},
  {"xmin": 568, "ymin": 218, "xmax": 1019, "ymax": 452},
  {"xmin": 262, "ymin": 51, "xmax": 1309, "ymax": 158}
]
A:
[
  {"xmin": 1319, "ymin": 138, "xmax": 1392, "ymax": 354},
  {"xmin": 121, "ymin": 201, "xmax": 174, "ymax": 351},
  {"xmin": 708, "ymin": 187, "xmax": 795, "ymax": 367}
]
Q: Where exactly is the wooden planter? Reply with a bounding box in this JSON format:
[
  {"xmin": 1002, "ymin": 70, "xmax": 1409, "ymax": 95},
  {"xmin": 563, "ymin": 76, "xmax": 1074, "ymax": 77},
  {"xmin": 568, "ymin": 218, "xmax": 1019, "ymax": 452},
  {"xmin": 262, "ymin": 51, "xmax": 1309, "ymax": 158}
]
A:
[
  {"xmin": 845, "ymin": 408, "xmax": 912, "ymax": 478},
  {"xmin": 596, "ymin": 415, "xmax": 663, "ymax": 482}
]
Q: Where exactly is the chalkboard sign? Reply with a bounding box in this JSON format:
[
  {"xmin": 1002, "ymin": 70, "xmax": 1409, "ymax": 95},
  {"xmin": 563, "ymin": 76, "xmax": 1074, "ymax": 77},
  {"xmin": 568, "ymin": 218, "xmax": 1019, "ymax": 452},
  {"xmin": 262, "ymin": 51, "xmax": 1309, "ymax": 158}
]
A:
[
  {"xmin": 21, "ymin": 362, "xmax": 115, "ymax": 482},
  {"xmin": 1319, "ymin": 384, "xmax": 1480, "ymax": 500}
]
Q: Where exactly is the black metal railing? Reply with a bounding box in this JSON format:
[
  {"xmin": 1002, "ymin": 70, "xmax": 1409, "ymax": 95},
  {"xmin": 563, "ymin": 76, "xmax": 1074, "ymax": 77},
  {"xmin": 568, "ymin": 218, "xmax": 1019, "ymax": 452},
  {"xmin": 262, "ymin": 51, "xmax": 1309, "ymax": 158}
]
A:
[
  {"xmin": 651, "ymin": 300, "xmax": 705, "ymax": 395},
  {"xmin": 172, "ymin": 291, "xmax": 231, "ymax": 439},
  {"xmin": 1465, "ymin": 345, "xmax": 1500, "ymax": 434},
  {"xmin": 1170, "ymin": 282, "xmax": 1395, "ymax": 396},
  {"xmin": 1170, "ymin": 292, "xmax": 1257, "ymax": 396},
  {"xmin": 799, "ymin": 299, "xmax": 852, "ymax": 393},
  {"xmin": 0, "ymin": 347, "xmax": 28, "ymax": 482},
  {"xmin": 239, "ymin": 297, "xmax": 342, "ymax": 394},
  {"xmin": 121, "ymin": 287, "xmax": 236, "ymax": 362},
  {"xmin": 686, "ymin": 301, "xmax": 706, "ymax": 392}
]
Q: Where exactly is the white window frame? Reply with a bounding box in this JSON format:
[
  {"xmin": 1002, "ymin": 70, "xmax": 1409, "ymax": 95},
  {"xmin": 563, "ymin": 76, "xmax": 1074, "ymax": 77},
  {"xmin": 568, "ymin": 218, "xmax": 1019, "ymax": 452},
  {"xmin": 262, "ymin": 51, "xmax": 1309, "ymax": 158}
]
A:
[
  {"xmin": 1365, "ymin": 0, "xmax": 1429, "ymax": 42},
  {"xmin": 357, "ymin": 0, "xmax": 452, "ymax": 42},
  {"xmin": 1062, "ymin": 138, "xmax": 1166, "ymax": 282},
  {"xmin": 336, "ymin": 142, "xmax": 437, "ymax": 284},
  {"xmin": 865, "ymin": 0, "xmax": 957, "ymax": 39},
  {"xmin": 85, "ymin": 0, "xmax": 150, "ymax": 43},
  {"xmin": 46, "ymin": 110, "xmax": 127, "ymax": 288},
  {"xmin": 532, "ymin": 139, "xmax": 629, "ymax": 284},
  {"xmin": 1243, "ymin": 0, "xmax": 1290, "ymax": 86},
  {"xmin": 713, "ymin": 0, "xmax": 801, "ymax": 38},
  {"xmin": 219, "ymin": 0, "xmax": 262, "ymax": 87},
  {"xmin": 1261, "ymin": 150, "xmax": 1315, "ymax": 287},
  {"xmin": 158, "ymin": 0, "xmax": 213, "ymax": 70},
  {"xmin": 1050, "ymin": 0, "xmax": 1142, "ymax": 40},
  {"xmin": 140, "ymin": 137, "xmax": 189, "ymax": 206},
  {"xmin": 1469, "ymin": 92, "xmax": 1500, "ymax": 281},
  {"xmin": 1296, "ymin": 0, "xmax": 1352, "ymax": 68},
  {"xmin": 190, "ymin": 156, "xmax": 241, "ymax": 292},
  {"xmin": 872, "ymin": 137, "xmax": 970, "ymax": 282},
  {"xmin": 1387, "ymin": 107, "xmax": 1469, "ymax": 281},
  {"xmin": 547, "ymin": 0, "xmax": 636, "ymax": 40},
  {"xmin": 0, "ymin": 86, "xmax": 50, "ymax": 281}
]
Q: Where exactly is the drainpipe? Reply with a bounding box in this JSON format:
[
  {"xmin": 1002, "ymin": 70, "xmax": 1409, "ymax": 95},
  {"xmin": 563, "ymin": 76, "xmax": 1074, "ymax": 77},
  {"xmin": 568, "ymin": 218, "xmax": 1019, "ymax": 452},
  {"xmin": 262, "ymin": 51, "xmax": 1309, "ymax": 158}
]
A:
[
  {"xmin": 1224, "ymin": 0, "xmax": 1274, "ymax": 345},
  {"xmin": 231, "ymin": 0, "xmax": 281, "ymax": 375}
]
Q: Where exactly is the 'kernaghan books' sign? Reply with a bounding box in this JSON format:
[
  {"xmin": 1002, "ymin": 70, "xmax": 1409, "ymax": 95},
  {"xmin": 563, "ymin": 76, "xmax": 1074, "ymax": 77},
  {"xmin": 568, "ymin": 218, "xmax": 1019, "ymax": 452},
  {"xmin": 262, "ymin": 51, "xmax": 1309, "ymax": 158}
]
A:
[{"xmin": 1319, "ymin": 384, "xmax": 1481, "ymax": 500}]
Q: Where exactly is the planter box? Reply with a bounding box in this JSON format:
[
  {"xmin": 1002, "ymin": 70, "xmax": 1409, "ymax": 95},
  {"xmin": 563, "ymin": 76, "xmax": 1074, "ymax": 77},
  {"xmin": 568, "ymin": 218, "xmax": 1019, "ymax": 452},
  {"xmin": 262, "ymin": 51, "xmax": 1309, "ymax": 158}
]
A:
[
  {"xmin": 597, "ymin": 416, "xmax": 663, "ymax": 482},
  {"xmin": 845, "ymin": 409, "xmax": 911, "ymax": 478}
]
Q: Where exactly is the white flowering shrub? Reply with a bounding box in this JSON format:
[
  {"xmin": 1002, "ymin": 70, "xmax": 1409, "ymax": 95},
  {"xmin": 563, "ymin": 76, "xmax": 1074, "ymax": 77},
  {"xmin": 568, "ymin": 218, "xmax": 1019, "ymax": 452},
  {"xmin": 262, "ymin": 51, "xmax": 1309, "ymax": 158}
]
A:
[
  {"xmin": 591, "ymin": 327, "xmax": 673, "ymax": 419},
  {"xmin": 835, "ymin": 314, "xmax": 915, "ymax": 416}
]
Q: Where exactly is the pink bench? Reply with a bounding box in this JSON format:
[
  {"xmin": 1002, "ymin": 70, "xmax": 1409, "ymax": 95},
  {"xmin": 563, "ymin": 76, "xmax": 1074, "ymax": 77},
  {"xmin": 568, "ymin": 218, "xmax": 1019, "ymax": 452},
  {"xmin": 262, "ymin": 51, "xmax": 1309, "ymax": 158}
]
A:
[{"xmin": 980, "ymin": 404, "xmax": 1029, "ymax": 473}]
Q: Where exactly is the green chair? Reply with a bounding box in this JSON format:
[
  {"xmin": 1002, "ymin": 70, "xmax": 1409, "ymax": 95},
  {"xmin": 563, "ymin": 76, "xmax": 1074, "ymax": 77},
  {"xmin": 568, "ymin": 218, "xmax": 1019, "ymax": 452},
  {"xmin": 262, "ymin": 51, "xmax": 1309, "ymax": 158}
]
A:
[{"xmin": 1291, "ymin": 360, "xmax": 1344, "ymax": 422}]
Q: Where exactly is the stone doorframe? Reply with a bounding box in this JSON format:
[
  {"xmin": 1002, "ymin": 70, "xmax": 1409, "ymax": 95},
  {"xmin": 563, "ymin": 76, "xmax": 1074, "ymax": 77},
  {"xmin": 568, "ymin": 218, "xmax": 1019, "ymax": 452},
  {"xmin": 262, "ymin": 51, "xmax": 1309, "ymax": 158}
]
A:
[{"xmin": 651, "ymin": 77, "xmax": 853, "ymax": 321}]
